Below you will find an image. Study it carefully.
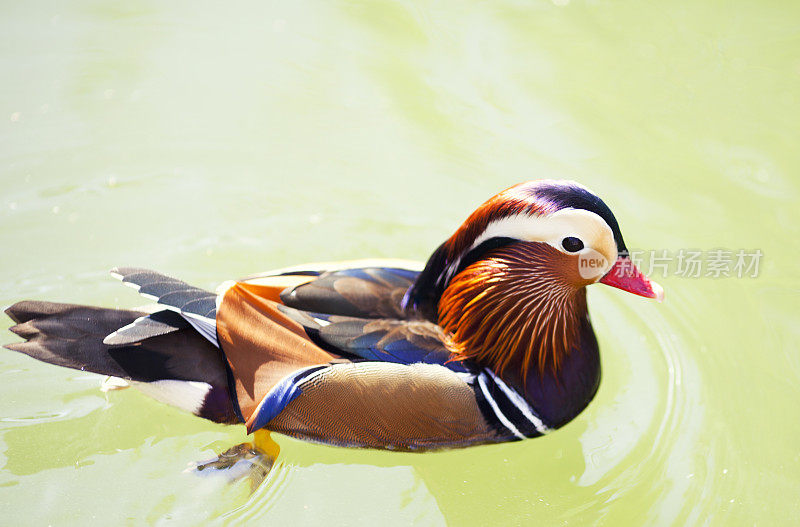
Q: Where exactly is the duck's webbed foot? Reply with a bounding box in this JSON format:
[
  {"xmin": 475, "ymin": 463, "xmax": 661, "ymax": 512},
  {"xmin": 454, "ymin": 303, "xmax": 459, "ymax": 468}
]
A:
[{"xmin": 187, "ymin": 430, "xmax": 280, "ymax": 491}]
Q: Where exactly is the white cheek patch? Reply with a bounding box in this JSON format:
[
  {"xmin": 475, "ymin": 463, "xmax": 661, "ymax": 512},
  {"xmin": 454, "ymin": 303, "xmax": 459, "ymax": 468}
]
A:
[{"xmin": 468, "ymin": 209, "xmax": 618, "ymax": 280}]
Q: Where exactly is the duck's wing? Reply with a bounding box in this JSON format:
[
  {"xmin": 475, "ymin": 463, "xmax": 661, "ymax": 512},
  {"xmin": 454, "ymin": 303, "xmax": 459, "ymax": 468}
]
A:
[
  {"xmin": 274, "ymin": 305, "xmax": 468, "ymax": 371},
  {"xmin": 110, "ymin": 267, "xmax": 219, "ymax": 344},
  {"xmin": 240, "ymin": 258, "xmax": 424, "ymax": 282},
  {"xmin": 238, "ymin": 261, "xmax": 422, "ymax": 319},
  {"xmin": 234, "ymin": 262, "xmax": 464, "ymax": 370}
]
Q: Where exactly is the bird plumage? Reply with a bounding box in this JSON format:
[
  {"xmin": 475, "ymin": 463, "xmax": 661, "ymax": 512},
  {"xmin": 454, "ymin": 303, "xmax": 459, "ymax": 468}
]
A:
[{"xmin": 3, "ymin": 180, "xmax": 663, "ymax": 451}]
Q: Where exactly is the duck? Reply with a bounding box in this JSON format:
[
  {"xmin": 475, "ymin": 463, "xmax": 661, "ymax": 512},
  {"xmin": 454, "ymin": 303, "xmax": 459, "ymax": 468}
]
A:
[{"xmin": 4, "ymin": 180, "xmax": 663, "ymax": 452}]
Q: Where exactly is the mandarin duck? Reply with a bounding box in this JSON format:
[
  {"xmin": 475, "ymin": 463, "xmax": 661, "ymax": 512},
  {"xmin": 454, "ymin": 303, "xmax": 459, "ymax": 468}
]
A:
[{"xmin": 4, "ymin": 180, "xmax": 663, "ymax": 452}]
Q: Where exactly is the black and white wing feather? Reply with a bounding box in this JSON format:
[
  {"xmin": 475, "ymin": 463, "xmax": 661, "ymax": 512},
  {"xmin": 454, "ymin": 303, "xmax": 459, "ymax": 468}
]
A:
[
  {"xmin": 110, "ymin": 267, "xmax": 219, "ymax": 346},
  {"xmin": 102, "ymin": 309, "xmax": 190, "ymax": 346}
]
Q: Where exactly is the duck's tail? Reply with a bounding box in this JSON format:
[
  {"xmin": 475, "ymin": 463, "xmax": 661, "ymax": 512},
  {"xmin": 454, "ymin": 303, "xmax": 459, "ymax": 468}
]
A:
[{"xmin": 4, "ymin": 299, "xmax": 239, "ymax": 424}]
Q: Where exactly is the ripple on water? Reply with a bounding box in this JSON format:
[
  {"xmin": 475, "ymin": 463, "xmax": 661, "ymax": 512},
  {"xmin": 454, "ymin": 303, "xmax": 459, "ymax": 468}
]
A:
[
  {"xmin": 576, "ymin": 291, "xmax": 706, "ymax": 524},
  {"xmin": 220, "ymin": 461, "xmax": 295, "ymax": 522}
]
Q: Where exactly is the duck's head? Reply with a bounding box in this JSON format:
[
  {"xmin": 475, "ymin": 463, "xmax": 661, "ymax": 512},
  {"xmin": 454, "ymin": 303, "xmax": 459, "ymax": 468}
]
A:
[{"xmin": 404, "ymin": 180, "xmax": 663, "ymax": 377}]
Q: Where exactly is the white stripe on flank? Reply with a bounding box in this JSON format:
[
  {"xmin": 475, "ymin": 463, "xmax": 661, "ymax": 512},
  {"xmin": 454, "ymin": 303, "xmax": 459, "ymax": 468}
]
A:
[
  {"xmin": 454, "ymin": 371, "xmax": 474, "ymax": 382},
  {"xmin": 312, "ymin": 317, "xmax": 331, "ymax": 327},
  {"xmin": 484, "ymin": 369, "xmax": 551, "ymax": 435},
  {"xmin": 477, "ymin": 373, "xmax": 526, "ymax": 440}
]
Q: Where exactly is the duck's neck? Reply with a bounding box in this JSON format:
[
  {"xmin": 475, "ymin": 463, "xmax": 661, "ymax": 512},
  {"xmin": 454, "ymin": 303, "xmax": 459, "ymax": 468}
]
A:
[
  {"xmin": 435, "ymin": 243, "xmax": 601, "ymax": 427},
  {"xmin": 504, "ymin": 314, "xmax": 600, "ymax": 428}
]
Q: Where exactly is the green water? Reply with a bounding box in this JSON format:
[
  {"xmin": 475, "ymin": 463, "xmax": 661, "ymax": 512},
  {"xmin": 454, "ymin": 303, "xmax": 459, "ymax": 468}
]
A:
[{"xmin": 1, "ymin": 1, "xmax": 799, "ymax": 524}]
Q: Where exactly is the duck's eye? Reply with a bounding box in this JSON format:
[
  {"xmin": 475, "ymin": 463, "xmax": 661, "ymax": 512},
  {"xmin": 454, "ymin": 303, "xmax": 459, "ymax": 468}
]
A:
[{"xmin": 561, "ymin": 237, "xmax": 584, "ymax": 252}]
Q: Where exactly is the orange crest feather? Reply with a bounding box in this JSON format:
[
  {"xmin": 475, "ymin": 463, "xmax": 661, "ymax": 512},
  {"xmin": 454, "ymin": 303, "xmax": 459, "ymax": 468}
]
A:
[{"xmin": 438, "ymin": 243, "xmax": 587, "ymax": 381}]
